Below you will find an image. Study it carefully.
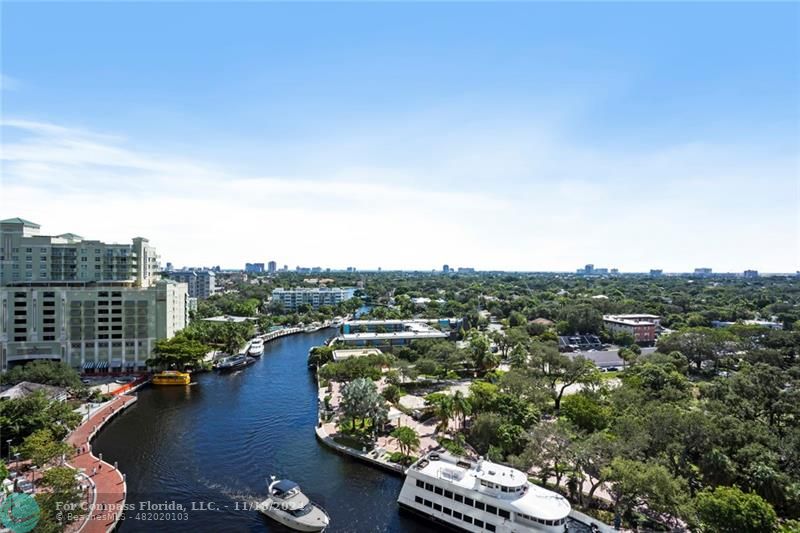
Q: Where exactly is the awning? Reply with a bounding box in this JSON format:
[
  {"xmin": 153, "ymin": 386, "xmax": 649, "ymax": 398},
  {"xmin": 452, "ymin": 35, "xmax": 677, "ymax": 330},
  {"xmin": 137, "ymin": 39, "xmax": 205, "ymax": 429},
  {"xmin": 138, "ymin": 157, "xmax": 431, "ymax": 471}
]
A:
[
  {"xmin": 96, "ymin": 361, "xmax": 109, "ymax": 370},
  {"xmin": 82, "ymin": 361, "xmax": 96, "ymax": 370},
  {"xmin": 110, "ymin": 360, "xmax": 123, "ymax": 368},
  {"xmin": 124, "ymin": 361, "xmax": 136, "ymax": 368}
]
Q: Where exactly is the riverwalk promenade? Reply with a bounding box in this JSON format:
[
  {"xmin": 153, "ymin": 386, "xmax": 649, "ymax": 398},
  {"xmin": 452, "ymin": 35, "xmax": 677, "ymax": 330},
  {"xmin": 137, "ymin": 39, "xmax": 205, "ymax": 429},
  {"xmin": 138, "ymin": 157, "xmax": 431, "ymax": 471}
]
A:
[{"xmin": 66, "ymin": 393, "xmax": 137, "ymax": 533}]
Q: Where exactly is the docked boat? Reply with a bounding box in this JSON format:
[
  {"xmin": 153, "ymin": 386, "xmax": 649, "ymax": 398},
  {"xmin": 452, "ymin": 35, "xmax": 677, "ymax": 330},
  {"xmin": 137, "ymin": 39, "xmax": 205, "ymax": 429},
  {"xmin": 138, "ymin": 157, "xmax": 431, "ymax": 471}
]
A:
[
  {"xmin": 248, "ymin": 338, "xmax": 265, "ymax": 357},
  {"xmin": 152, "ymin": 371, "xmax": 191, "ymax": 385},
  {"xmin": 398, "ymin": 451, "xmax": 571, "ymax": 532},
  {"xmin": 303, "ymin": 322, "xmax": 324, "ymax": 333},
  {"xmin": 215, "ymin": 354, "xmax": 256, "ymax": 372},
  {"xmin": 258, "ymin": 477, "xmax": 330, "ymax": 532}
]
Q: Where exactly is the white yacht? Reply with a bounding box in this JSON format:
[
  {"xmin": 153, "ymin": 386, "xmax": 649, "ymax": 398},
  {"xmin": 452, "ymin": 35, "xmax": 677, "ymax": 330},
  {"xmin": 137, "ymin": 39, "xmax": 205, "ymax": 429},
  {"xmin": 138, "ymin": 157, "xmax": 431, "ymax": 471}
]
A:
[
  {"xmin": 258, "ymin": 477, "xmax": 330, "ymax": 532},
  {"xmin": 398, "ymin": 452, "xmax": 571, "ymax": 532},
  {"xmin": 248, "ymin": 338, "xmax": 265, "ymax": 357}
]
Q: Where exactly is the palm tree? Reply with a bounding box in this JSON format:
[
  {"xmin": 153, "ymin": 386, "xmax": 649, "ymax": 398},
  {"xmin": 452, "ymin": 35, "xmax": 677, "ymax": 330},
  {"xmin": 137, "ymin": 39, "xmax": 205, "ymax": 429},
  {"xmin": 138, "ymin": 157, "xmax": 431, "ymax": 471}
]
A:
[
  {"xmin": 433, "ymin": 395, "xmax": 454, "ymax": 435},
  {"xmin": 391, "ymin": 426, "xmax": 420, "ymax": 459},
  {"xmin": 452, "ymin": 390, "xmax": 472, "ymax": 431}
]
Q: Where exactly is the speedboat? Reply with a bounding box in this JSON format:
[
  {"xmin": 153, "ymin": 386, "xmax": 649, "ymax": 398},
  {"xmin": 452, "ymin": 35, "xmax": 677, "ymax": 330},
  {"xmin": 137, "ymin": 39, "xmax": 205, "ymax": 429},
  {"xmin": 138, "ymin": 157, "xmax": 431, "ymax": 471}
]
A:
[
  {"xmin": 215, "ymin": 354, "xmax": 256, "ymax": 372},
  {"xmin": 248, "ymin": 338, "xmax": 265, "ymax": 357},
  {"xmin": 258, "ymin": 477, "xmax": 330, "ymax": 532}
]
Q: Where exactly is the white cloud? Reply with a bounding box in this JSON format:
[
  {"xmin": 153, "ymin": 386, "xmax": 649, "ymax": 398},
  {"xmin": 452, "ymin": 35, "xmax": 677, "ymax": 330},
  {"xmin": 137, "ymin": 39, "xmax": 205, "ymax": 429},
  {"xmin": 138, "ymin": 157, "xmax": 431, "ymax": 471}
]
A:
[{"xmin": 1, "ymin": 118, "xmax": 797, "ymax": 272}]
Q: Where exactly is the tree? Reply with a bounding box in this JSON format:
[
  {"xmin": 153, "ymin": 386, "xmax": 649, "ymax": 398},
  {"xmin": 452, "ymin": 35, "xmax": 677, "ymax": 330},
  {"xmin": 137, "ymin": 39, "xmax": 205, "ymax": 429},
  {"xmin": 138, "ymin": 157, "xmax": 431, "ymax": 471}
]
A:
[
  {"xmin": 0, "ymin": 391, "xmax": 81, "ymax": 444},
  {"xmin": 147, "ymin": 334, "xmax": 210, "ymax": 370},
  {"xmin": 35, "ymin": 466, "xmax": 83, "ymax": 531},
  {"xmin": 0, "ymin": 460, "xmax": 7, "ymax": 481},
  {"xmin": 1, "ymin": 361, "xmax": 82, "ymax": 389},
  {"xmin": 391, "ymin": 426, "xmax": 420, "ymax": 459},
  {"xmin": 529, "ymin": 341, "xmax": 599, "ymax": 412},
  {"xmin": 469, "ymin": 332, "xmax": 500, "ymax": 372},
  {"xmin": 340, "ymin": 378, "xmax": 386, "ymax": 433},
  {"xmin": 696, "ymin": 486, "xmax": 778, "ymax": 533},
  {"xmin": 20, "ymin": 428, "xmax": 72, "ymax": 469},
  {"xmin": 657, "ymin": 327, "xmax": 736, "ymax": 371},
  {"xmin": 382, "ymin": 384, "xmax": 402, "ymax": 404},
  {"xmin": 451, "ymin": 390, "xmax": 472, "ymax": 432},
  {"xmin": 561, "ymin": 393, "xmax": 611, "ymax": 433},
  {"xmin": 604, "ymin": 458, "xmax": 690, "ymax": 525}
]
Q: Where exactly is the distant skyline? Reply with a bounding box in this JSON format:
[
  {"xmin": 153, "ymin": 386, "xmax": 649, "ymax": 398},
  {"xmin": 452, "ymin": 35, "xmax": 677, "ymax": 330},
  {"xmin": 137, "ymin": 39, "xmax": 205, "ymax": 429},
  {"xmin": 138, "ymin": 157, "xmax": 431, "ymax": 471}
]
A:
[{"xmin": 1, "ymin": 3, "xmax": 798, "ymax": 272}]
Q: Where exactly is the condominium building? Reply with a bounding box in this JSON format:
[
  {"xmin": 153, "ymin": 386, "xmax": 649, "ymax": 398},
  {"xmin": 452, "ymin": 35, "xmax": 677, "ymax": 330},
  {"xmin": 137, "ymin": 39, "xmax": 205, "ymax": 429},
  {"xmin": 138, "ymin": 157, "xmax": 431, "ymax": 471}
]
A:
[
  {"xmin": 602, "ymin": 314, "xmax": 660, "ymax": 345},
  {"xmin": 167, "ymin": 270, "xmax": 216, "ymax": 299},
  {"xmin": 0, "ymin": 218, "xmax": 188, "ymax": 373},
  {"xmin": 245, "ymin": 263, "xmax": 265, "ymax": 273},
  {"xmin": 267, "ymin": 261, "xmax": 277, "ymax": 274},
  {"xmin": 271, "ymin": 287, "xmax": 355, "ymax": 310}
]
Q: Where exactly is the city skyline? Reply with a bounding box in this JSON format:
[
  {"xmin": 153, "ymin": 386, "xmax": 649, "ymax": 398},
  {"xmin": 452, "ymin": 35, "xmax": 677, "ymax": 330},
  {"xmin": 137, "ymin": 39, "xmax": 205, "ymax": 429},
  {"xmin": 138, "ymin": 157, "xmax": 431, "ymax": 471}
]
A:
[{"xmin": 2, "ymin": 3, "xmax": 798, "ymax": 272}]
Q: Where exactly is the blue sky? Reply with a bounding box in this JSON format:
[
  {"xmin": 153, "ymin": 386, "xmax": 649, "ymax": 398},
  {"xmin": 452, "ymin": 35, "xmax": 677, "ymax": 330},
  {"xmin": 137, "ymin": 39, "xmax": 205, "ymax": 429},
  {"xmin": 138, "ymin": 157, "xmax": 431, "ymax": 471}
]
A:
[{"xmin": 2, "ymin": 2, "xmax": 798, "ymax": 272}]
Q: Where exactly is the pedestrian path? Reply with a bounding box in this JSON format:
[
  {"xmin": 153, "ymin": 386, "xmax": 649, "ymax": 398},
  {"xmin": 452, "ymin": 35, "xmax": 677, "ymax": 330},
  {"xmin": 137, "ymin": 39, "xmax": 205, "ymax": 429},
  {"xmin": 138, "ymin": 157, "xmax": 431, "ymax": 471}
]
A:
[{"xmin": 66, "ymin": 394, "xmax": 136, "ymax": 533}]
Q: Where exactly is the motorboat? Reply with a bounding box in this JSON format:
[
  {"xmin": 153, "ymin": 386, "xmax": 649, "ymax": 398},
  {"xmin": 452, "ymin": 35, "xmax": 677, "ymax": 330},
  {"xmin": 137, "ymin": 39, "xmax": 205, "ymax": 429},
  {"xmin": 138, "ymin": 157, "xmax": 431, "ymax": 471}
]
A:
[
  {"xmin": 258, "ymin": 477, "xmax": 330, "ymax": 532},
  {"xmin": 215, "ymin": 354, "xmax": 256, "ymax": 372},
  {"xmin": 248, "ymin": 338, "xmax": 265, "ymax": 357}
]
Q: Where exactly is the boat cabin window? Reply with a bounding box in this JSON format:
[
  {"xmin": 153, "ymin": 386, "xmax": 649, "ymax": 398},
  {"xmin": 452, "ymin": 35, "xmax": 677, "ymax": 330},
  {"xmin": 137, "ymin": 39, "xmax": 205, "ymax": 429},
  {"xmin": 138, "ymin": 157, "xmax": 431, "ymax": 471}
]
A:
[{"xmin": 498, "ymin": 509, "xmax": 510, "ymax": 519}]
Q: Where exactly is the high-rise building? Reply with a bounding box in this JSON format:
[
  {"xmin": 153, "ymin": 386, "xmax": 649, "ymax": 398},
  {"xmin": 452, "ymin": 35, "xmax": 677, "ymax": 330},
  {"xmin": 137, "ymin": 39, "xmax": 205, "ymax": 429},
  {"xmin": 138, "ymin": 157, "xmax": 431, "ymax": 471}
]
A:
[
  {"xmin": 0, "ymin": 218, "xmax": 188, "ymax": 373},
  {"xmin": 245, "ymin": 263, "xmax": 265, "ymax": 273},
  {"xmin": 167, "ymin": 270, "xmax": 216, "ymax": 299},
  {"xmin": 268, "ymin": 261, "xmax": 277, "ymax": 274},
  {"xmin": 271, "ymin": 287, "xmax": 355, "ymax": 310},
  {"xmin": 442, "ymin": 264, "xmax": 450, "ymax": 273},
  {"xmin": 694, "ymin": 268, "xmax": 713, "ymax": 276},
  {"xmin": 650, "ymin": 269, "xmax": 663, "ymax": 277},
  {"xmin": 743, "ymin": 270, "xmax": 759, "ymax": 278}
]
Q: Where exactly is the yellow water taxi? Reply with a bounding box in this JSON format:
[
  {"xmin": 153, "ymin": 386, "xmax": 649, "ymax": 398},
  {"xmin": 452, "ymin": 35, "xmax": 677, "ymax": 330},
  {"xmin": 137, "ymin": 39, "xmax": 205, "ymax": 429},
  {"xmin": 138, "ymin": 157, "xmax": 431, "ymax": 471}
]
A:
[{"xmin": 152, "ymin": 370, "xmax": 191, "ymax": 385}]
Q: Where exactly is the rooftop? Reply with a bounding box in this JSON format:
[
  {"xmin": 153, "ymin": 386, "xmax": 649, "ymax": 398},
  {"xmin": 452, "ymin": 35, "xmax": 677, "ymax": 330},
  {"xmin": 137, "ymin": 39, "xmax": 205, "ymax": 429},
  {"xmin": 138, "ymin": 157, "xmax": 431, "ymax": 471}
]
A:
[
  {"xmin": 0, "ymin": 217, "xmax": 40, "ymax": 228},
  {"xmin": 0, "ymin": 381, "xmax": 68, "ymax": 401}
]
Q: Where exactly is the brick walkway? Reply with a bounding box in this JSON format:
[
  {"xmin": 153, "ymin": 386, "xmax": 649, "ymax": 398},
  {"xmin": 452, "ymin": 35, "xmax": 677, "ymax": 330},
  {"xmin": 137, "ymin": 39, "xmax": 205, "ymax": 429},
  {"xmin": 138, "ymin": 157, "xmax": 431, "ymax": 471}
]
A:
[{"xmin": 66, "ymin": 394, "xmax": 136, "ymax": 533}]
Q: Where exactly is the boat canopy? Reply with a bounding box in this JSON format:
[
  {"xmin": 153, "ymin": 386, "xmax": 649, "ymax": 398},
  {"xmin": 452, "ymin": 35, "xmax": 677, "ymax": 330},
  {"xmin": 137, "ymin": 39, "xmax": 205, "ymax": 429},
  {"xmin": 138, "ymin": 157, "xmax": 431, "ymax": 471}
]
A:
[{"xmin": 272, "ymin": 480, "xmax": 299, "ymax": 495}]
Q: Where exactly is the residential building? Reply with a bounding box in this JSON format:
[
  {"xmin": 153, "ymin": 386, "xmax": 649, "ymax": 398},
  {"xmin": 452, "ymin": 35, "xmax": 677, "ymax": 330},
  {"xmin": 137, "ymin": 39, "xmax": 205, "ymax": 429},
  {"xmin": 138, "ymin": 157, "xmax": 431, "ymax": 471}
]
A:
[
  {"xmin": 457, "ymin": 267, "xmax": 475, "ymax": 273},
  {"xmin": 271, "ymin": 287, "xmax": 355, "ymax": 310},
  {"xmin": 602, "ymin": 314, "xmax": 660, "ymax": 345},
  {"xmin": 245, "ymin": 262, "xmax": 265, "ymax": 273},
  {"xmin": 0, "ymin": 218, "xmax": 188, "ymax": 373},
  {"xmin": 442, "ymin": 264, "xmax": 450, "ymax": 273},
  {"xmin": 268, "ymin": 261, "xmax": 277, "ymax": 274},
  {"xmin": 650, "ymin": 269, "xmax": 663, "ymax": 277},
  {"xmin": 167, "ymin": 270, "xmax": 216, "ymax": 299},
  {"xmin": 743, "ymin": 270, "xmax": 759, "ymax": 278},
  {"xmin": 694, "ymin": 268, "xmax": 713, "ymax": 276}
]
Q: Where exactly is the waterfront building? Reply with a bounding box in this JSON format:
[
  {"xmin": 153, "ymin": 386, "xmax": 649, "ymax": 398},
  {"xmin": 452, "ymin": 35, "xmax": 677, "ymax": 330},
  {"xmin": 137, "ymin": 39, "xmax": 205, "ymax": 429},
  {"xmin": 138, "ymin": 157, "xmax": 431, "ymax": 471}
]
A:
[
  {"xmin": 337, "ymin": 319, "xmax": 461, "ymax": 347},
  {"xmin": 398, "ymin": 451, "xmax": 571, "ymax": 532},
  {"xmin": 271, "ymin": 287, "xmax": 355, "ymax": 310},
  {"xmin": 602, "ymin": 314, "xmax": 660, "ymax": 345},
  {"xmin": 245, "ymin": 262, "xmax": 265, "ymax": 273},
  {"xmin": 0, "ymin": 218, "xmax": 188, "ymax": 373},
  {"xmin": 167, "ymin": 270, "xmax": 216, "ymax": 299}
]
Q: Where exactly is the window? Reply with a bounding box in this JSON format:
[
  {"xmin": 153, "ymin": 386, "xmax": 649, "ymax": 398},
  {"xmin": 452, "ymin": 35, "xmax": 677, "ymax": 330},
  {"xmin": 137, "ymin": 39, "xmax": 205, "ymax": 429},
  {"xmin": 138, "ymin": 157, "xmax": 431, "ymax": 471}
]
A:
[
  {"xmin": 444, "ymin": 490, "xmax": 453, "ymax": 499},
  {"xmin": 423, "ymin": 499, "xmax": 432, "ymax": 508},
  {"xmin": 415, "ymin": 496, "xmax": 423, "ymax": 504},
  {"xmin": 434, "ymin": 486, "xmax": 443, "ymax": 496},
  {"xmin": 464, "ymin": 497, "xmax": 474, "ymax": 507},
  {"xmin": 14, "ymin": 319, "xmax": 25, "ymax": 325},
  {"xmin": 486, "ymin": 505, "xmax": 497, "ymax": 515},
  {"xmin": 474, "ymin": 519, "xmax": 484, "ymax": 528},
  {"xmin": 453, "ymin": 511, "xmax": 462, "ymax": 520},
  {"xmin": 475, "ymin": 501, "xmax": 485, "ymax": 511},
  {"xmin": 463, "ymin": 515, "xmax": 473, "ymax": 524},
  {"xmin": 454, "ymin": 494, "xmax": 463, "ymax": 503},
  {"xmin": 14, "ymin": 336, "xmax": 26, "ymax": 341},
  {"xmin": 486, "ymin": 524, "xmax": 496, "ymax": 532},
  {"xmin": 433, "ymin": 503, "xmax": 441, "ymax": 512},
  {"xmin": 424, "ymin": 483, "xmax": 433, "ymax": 492},
  {"xmin": 43, "ymin": 335, "xmax": 55, "ymax": 341},
  {"xmin": 498, "ymin": 509, "xmax": 510, "ymax": 519},
  {"xmin": 443, "ymin": 507, "xmax": 452, "ymax": 516},
  {"xmin": 416, "ymin": 480, "xmax": 424, "ymax": 488}
]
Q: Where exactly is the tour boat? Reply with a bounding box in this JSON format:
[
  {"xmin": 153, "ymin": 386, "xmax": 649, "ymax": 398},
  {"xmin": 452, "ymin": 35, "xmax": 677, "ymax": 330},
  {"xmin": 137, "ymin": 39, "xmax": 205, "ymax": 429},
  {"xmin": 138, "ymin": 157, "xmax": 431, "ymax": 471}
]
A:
[
  {"xmin": 258, "ymin": 477, "xmax": 330, "ymax": 532},
  {"xmin": 398, "ymin": 451, "xmax": 571, "ymax": 532},
  {"xmin": 248, "ymin": 338, "xmax": 265, "ymax": 357},
  {"xmin": 215, "ymin": 354, "xmax": 256, "ymax": 372},
  {"xmin": 152, "ymin": 370, "xmax": 191, "ymax": 385}
]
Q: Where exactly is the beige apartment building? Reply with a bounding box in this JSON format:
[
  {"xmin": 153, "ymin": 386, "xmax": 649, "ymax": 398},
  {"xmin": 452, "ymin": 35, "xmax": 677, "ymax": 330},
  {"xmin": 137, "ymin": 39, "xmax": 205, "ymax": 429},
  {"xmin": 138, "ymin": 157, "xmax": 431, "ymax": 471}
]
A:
[{"xmin": 0, "ymin": 218, "xmax": 188, "ymax": 372}]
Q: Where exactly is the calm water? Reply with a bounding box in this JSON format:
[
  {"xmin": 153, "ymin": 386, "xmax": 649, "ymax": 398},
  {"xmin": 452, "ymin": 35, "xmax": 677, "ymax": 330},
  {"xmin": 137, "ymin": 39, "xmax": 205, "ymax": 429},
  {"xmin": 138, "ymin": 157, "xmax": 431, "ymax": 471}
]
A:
[{"xmin": 93, "ymin": 330, "xmax": 437, "ymax": 532}]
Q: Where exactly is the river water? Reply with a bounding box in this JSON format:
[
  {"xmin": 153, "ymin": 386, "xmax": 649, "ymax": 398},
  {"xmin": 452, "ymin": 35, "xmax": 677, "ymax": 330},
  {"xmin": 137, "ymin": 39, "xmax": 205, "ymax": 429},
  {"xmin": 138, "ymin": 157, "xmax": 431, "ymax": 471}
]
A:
[{"xmin": 93, "ymin": 330, "xmax": 437, "ymax": 532}]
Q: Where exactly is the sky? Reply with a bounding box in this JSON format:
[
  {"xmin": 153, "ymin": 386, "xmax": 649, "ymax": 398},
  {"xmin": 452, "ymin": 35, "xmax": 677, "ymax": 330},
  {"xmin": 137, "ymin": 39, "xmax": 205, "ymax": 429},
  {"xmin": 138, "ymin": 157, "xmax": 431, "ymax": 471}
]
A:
[{"xmin": 1, "ymin": 2, "xmax": 798, "ymax": 273}]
